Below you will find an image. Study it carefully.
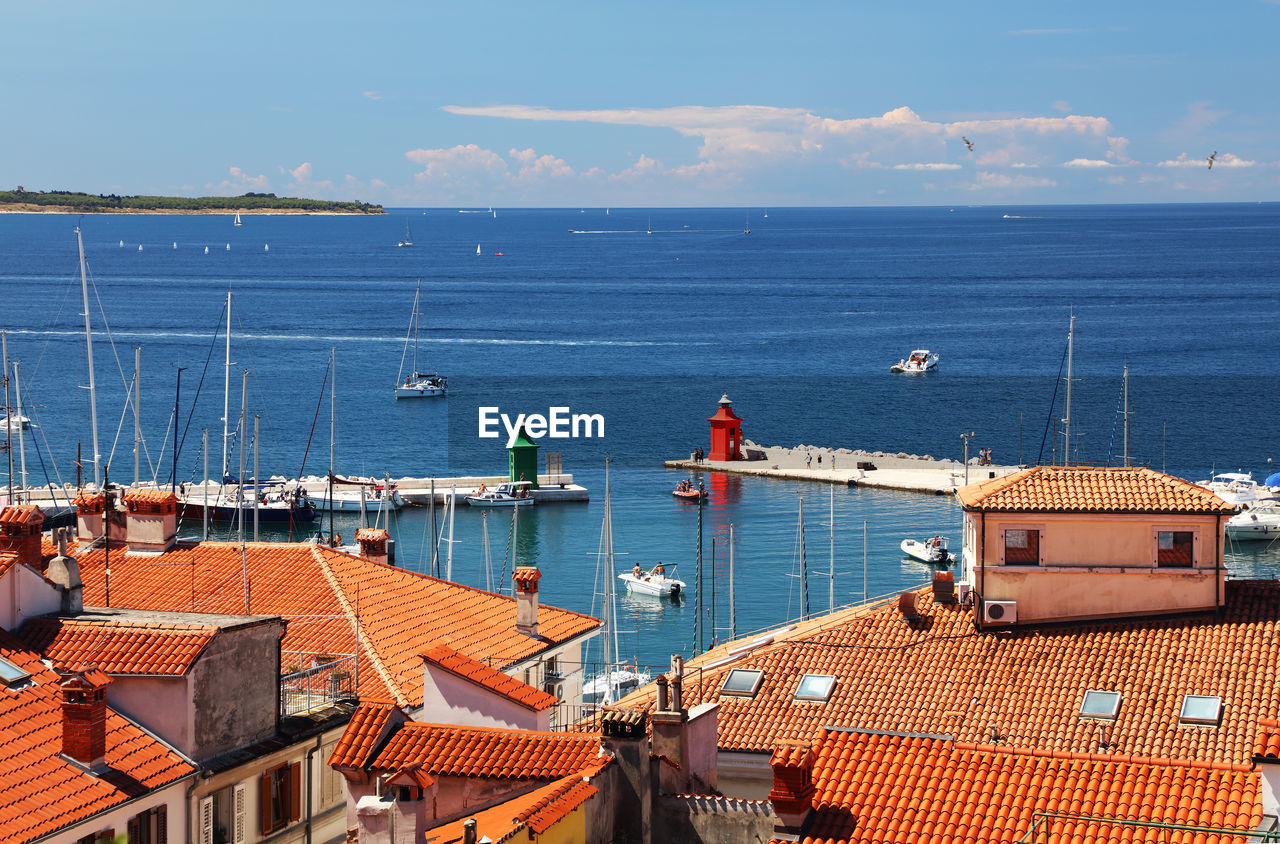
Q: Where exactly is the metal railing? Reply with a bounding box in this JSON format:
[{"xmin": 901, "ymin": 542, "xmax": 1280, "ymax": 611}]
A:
[{"xmin": 280, "ymin": 653, "xmax": 357, "ymax": 716}]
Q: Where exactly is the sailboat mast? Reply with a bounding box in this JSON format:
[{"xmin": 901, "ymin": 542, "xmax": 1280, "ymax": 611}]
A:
[
  {"xmin": 221, "ymin": 290, "xmax": 232, "ymax": 480},
  {"xmin": 237, "ymin": 369, "xmax": 247, "ymax": 544},
  {"xmin": 76, "ymin": 227, "xmax": 102, "ymax": 488},
  {"xmin": 799, "ymin": 500, "xmax": 809, "ymax": 620},
  {"xmin": 13, "ymin": 361, "xmax": 26, "ymax": 492},
  {"xmin": 1063, "ymin": 314, "xmax": 1075, "ymax": 466},
  {"xmin": 3, "ymin": 331, "xmax": 12, "ymax": 503},
  {"xmin": 133, "ymin": 348, "xmax": 141, "ymax": 486},
  {"xmin": 728, "ymin": 523, "xmax": 736, "ymax": 639},
  {"xmin": 1122, "ymin": 365, "xmax": 1130, "ymax": 467},
  {"xmin": 829, "ymin": 486, "xmax": 835, "ymax": 614}
]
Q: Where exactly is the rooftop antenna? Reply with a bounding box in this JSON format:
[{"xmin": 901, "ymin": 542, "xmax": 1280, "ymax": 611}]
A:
[{"xmin": 76, "ymin": 226, "xmax": 102, "ymax": 488}]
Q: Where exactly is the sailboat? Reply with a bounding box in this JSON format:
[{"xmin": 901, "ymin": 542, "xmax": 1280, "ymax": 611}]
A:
[
  {"xmin": 394, "ymin": 279, "xmax": 446, "ymax": 398},
  {"xmin": 744, "ymin": 212, "xmax": 751, "ymax": 235},
  {"xmin": 397, "ymin": 221, "xmax": 414, "ymax": 248},
  {"xmin": 583, "ymin": 460, "xmax": 651, "ymax": 707},
  {"xmin": 233, "ymin": 212, "xmax": 243, "ymax": 226},
  {"xmin": 475, "ymin": 243, "xmax": 481, "ymax": 255}
]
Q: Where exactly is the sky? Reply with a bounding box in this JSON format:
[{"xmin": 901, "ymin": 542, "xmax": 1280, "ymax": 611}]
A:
[{"xmin": 3, "ymin": 1, "xmax": 1278, "ymax": 207}]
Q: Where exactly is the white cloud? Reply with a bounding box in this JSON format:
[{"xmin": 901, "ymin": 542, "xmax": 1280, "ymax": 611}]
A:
[
  {"xmin": 1010, "ymin": 163, "xmax": 1040, "ymax": 169},
  {"xmin": 362, "ymin": 91, "xmax": 382, "ymax": 101},
  {"xmin": 224, "ymin": 166, "xmax": 269, "ymax": 190},
  {"xmin": 509, "ymin": 147, "xmax": 574, "ymax": 181},
  {"xmin": 1053, "ymin": 100, "xmax": 1072, "ymax": 114},
  {"xmin": 892, "ymin": 162, "xmax": 962, "ymax": 171},
  {"xmin": 968, "ymin": 171, "xmax": 1058, "ymax": 190},
  {"xmin": 1158, "ymin": 152, "xmax": 1256, "ymax": 168},
  {"xmin": 289, "ymin": 162, "xmax": 313, "ymax": 182},
  {"xmin": 1063, "ymin": 158, "xmax": 1114, "ymax": 168},
  {"xmin": 405, "ymin": 144, "xmax": 509, "ymax": 182},
  {"xmin": 1008, "ymin": 28, "xmax": 1090, "ymax": 35}
]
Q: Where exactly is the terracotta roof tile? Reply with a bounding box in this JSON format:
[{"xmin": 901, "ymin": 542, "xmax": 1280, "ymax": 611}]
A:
[
  {"xmin": 0, "ymin": 551, "xmax": 17, "ymax": 579},
  {"xmin": 1254, "ymin": 718, "xmax": 1280, "ymax": 760},
  {"xmin": 617, "ymin": 580, "xmax": 1280, "ymax": 768},
  {"xmin": 353, "ymin": 528, "xmax": 388, "ymax": 542},
  {"xmin": 958, "ymin": 466, "xmax": 1236, "ymax": 513},
  {"xmin": 422, "ymin": 644, "xmax": 559, "ymax": 710},
  {"xmin": 782, "ymin": 729, "xmax": 1262, "ymax": 844},
  {"xmin": 20, "ymin": 618, "xmax": 216, "ymax": 676},
  {"xmin": 369, "ymin": 722, "xmax": 601, "ymax": 779},
  {"xmin": 329, "ymin": 702, "xmax": 399, "ymax": 769},
  {"xmin": 63, "ymin": 540, "xmax": 600, "ymax": 708},
  {"xmin": 121, "ymin": 489, "xmax": 178, "ymax": 506},
  {"xmin": 0, "ymin": 630, "xmax": 196, "ymax": 843},
  {"xmin": 0, "ymin": 505, "xmax": 44, "ymax": 526},
  {"xmin": 428, "ymin": 767, "xmax": 604, "ymax": 844}
]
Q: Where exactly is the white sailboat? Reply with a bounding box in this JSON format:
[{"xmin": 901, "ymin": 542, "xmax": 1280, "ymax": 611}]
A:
[
  {"xmin": 476, "ymin": 243, "xmax": 481, "ymax": 255},
  {"xmin": 397, "ymin": 221, "xmax": 414, "ymax": 248},
  {"xmin": 394, "ymin": 279, "xmax": 446, "ymax": 398},
  {"xmin": 233, "ymin": 212, "xmax": 243, "ymax": 226},
  {"xmin": 583, "ymin": 460, "xmax": 650, "ymax": 706}
]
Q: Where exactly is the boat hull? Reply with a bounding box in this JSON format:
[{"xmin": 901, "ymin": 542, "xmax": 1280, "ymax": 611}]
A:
[
  {"xmin": 901, "ymin": 539, "xmax": 955, "ymax": 565},
  {"xmin": 395, "ymin": 382, "xmax": 446, "ymax": 398},
  {"xmin": 178, "ymin": 501, "xmax": 318, "ymax": 524},
  {"xmin": 672, "ymin": 490, "xmax": 707, "ymax": 503},
  {"xmin": 618, "ymin": 572, "xmax": 684, "ymax": 598},
  {"xmin": 464, "ymin": 496, "xmax": 534, "ymax": 508}
]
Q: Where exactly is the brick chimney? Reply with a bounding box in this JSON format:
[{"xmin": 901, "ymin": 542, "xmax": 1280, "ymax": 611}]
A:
[
  {"xmin": 121, "ymin": 489, "xmax": 178, "ymax": 552},
  {"xmin": 513, "ymin": 567, "xmax": 541, "ymax": 636},
  {"xmin": 356, "ymin": 528, "xmax": 390, "ymax": 565},
  {"xmin": 59, "ymin": 665, "xmax": 112, "ymax": 770},
  {"xmin": 0, "ymin": 504, "xmax": 44, "ymax": 571},
  {"xmin": 75, "ymin": 492, "xmax": 106, "ymax": 543},
  {"xmin": 768, "ymin": 743, "xmax": 815, "ymax": 838}
]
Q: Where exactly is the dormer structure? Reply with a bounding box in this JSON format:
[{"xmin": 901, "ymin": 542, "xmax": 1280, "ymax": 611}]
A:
[{"xmin": 958, "ymin": 465, "xmax": 1236, "ymax": 627}]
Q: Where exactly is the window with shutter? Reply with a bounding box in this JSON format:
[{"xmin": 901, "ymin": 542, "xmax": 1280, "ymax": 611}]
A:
[
  {"xmin": 199, "ymin": 797, "xmax": 213, "ymax": 844},
  {"xmin": 233, "ymin": 784, "xmax": 247, "ymax": 844},
  {"xmin": 259, "ymin": 772, "xmax": 273, "ymax": 836},
  {"xmin": 289, "ymin": 761, "xmax": 302, "ymax": 822}
]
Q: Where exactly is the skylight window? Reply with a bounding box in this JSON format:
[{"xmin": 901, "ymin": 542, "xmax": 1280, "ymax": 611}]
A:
[
  {"xmin": 794, "ymin": 674, "xmax": 836, "ymax": 702},
  {"xmin": 1079, "ymin": 690, "xmax": 1122, "ymax": 720},
  {"xmin": 720, "ymin": 669, "xmax": 765, "ymax": 698},
  {"xmin": 0, "ymin": 657, "xmax": 32, "ymax": 690},
  {"xmin": 1179, "ymin": 695, "xmax": 1222, "ymax": 727}
]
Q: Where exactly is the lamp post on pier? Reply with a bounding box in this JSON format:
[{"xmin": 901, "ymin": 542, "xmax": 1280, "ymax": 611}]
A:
[{"xmin": 961, "ymin": 431, "xmax": 975, "ymax": 486}]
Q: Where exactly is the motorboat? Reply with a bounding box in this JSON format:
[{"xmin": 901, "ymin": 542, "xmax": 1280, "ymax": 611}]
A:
[
  {"xmin": 901, "ymin": 536, "xmax": 956, "ymax": 565},
  {"xmin": 672, "ymin": 482, "xmax": 707, "ymax": 502},
  {"xmin": 618, "ymin": 564, "xmax": 685, "ymax": 598},
  {"xmin": 582, "ymin": 666, "xmax": 650, "ymax": 706},
  {"xmin": 465, "ymin": 481, "xmax": 535, "ymax": 507},
  {"xmin": 890, "ymin": 350, "xmax": 939, "ymax": 373},
  {"xmin": 1195, "ymin": 472, "xmax": 1258, "ymax": 507},
  {"xmin": 178, "ymin": 482, "xmax": 318, "ymax": 524},
  {"xmin": 1226, "ymin": 501, "xmax": 1280, "ymax": 541},
  {"xmin": 313, "ymin": 475, "xmax": 405, "ymax": 512}
]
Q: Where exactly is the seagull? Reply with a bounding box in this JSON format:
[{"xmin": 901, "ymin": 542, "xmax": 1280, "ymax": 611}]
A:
[
  {"xmin": 962, "ymin": 137, "xmax": 974, "ymax": 152},
  {"xmin": 1207, "ymin": 151, "xmax": 1217, "ymax": 170}
]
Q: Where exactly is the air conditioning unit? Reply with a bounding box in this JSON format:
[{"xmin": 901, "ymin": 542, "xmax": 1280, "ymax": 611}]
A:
[
  {"xmin": 956, "ymin": 581, "xmax": 972, "ymax": 606},
  {"xmin": 983, "ymin": 599, "xmax": 1017, "ymax": 624}
]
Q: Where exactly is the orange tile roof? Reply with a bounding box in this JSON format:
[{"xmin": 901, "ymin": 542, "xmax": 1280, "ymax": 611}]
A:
[
  {"xmin": 0, "ymin": 551, "xmax": 17, "ymax": 579},
  {"xmin": 1255, "ymin": 717, "xmax": 1280, "ymax": 760},
  {"xmin": 428, "ymin": 767, "xmax": 604, "ymax": 844},
  {"xmin": 781, "ymin": 728, "xmax": 1261, "ymax": 844},
  {"xmin": 422, "ymin": 644, "xmax": 559, "ymax": 710},
  {"xmin": 19, "ymin": 618, "xmax": 217, "ymax": 676},
  {"xmin": 0, "ymin": 504, "xmax": 43, "ymax": 526},
  {"xmin": 616, "ymin": 580, "xmax": 1280, "ymax": 766},
  {"xmin": 329, "ymin": 702, "xmax": 399, "ymax": 769},
  {"xmin": 121, "ymin": 489, "xmax": 178, "ymax": 505},
  {"xmin": 957, "ymin": 465, "xmax": 1236, "ymax": 513},
  {"xmin": 353, "ymin": 528, "xmax": 388, "ymax": 542},
  {"xmin": 368, "ymin": 722, "xmax": 601, "ymax": 779},
  {"xmin": 62, "ymin": 539, "xmax": 600, "ymax": 708},
  {"xmin": 0, "ymin": 630, "xmax": 196, "ymax": 843}
]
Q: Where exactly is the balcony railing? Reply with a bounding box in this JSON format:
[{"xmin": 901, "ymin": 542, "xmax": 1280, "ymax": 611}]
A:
[{"xmin": 280, "ymin": 653, "xmax": 357, "ymax": 716}]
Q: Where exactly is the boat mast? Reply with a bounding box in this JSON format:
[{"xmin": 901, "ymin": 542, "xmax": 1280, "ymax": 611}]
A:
[
  {"xmin": 13, "ymin": 361, "xmax": 26, "ymax": 493},
  {"xmin": 237, "ymin": 369, "xmax": 247, "ymax": 544},
  {"xmin": 445, "ymin": 484, "xmax": 457, "ymax": 580},
  {"xmin": 202, "ymin": 429, "xmax": 209, "ymax": 541},
  {"xmin": 601, "ymin": 458, "xmax": 618, "ymax": 702},
  {"xmin": 829, "ymin": 485, "xmax": 836, "ymax": 614},
  {"xmin": 222, "ymin": 291, "xmax": 232, "ymax": 481},
  {"xmin": 253, "ymin": 415, "xmax": 260, "ymax": 541},
  {"xmin": 329, "ymin": 348, "xmax": 335, "ymax": 544},
  {"xmin": 1063, "ymin": 314, "xmax": 1075, "ymax": 466},
  {"xmin": 3, "ymin": 331, "xmax": 12, "ymax": 503},
  {"xmin": 1122, "ymin": 365, "xmax": 1131, "ymax": 467},
  {"xmin": 133, "ymin": 348, "xmax": 141, "ymax": 486},
  {"xmin": 76, "ymin": 227, "xmax": 102, "ymax": 488},
  {"xmin": 728, "ymin": 523, "xmax": 736, "ymax": 639}
]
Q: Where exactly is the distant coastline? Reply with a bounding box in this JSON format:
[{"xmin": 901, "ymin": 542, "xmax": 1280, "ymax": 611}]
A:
[{"xmin": 0, "ymin": 190, "xmax": 383, "ymax": 215}]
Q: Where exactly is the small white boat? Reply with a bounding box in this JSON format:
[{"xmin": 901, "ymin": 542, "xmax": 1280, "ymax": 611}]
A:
[
  {"xmin": 465, "ymin": 481, "xmax": 535, "ymax": 507},
  {"xmin": 313, "ymin": 477, "xmax": 405, "ymax": 512},
  {"xmin": 891, "ymin": 350, "xmax": 939, "ymax": 373},
  {"xmin": 233, "ymin": 212, "xmax": 243, "ymax": 226},
  {"xmin": 901, "ymin": 536, "xmax": 956, "ymax": 565},
  {"xmin": 1226, "ymin": 501, "xmax": 1280, "ymax": 541},
  {"xmin": 618, "ymin": 564, "xmax": 686, "ymax": 598},
  {"xmin": 1196, "ymin": 472, "xmax": 1258, "ymax": 507},
  {"xmin": 476, "ymin": 243, "xmax": 481, "ymax": 255},
  {"xmin": 582, "ymin": 666, "xmax": 650, "ymax": 706},
  {"xmin": 3, "ymin": 412, "xmax": 30, "ymax": 433},
  {"xmin": 397, "ymin": 221, "xmax": 414, "ymax": 247}
]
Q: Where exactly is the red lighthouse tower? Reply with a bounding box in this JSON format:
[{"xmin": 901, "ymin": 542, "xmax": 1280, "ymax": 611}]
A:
[{"xmin": 707, "ymin": 393, "xmax": 744, "ymax": 461}]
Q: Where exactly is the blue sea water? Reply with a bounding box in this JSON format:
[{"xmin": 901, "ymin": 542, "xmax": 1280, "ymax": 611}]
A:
[{"xmin": 1, "ymin": 204, "xmax": 1278, "ymax": 670}]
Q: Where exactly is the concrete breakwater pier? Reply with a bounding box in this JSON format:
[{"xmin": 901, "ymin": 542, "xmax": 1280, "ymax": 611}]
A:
[
  {"xmin": 666, "ymin": 441, "xmax": 1022, "ymax": 495},
  {"xmin": 11, "ymin": 472, "xmax": 589, "ymax": 511}
]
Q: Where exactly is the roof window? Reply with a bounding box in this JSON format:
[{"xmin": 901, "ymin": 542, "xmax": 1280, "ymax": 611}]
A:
[
  {"xmin": 1179, "ymin": 695, "xmax": 1222, "ymax": 727},
  {"xmin": 720, "ymin": 669, "xmax": 764, "ymax": 698},
  {"xmin": 0, "ymin": 656, "xmax": 32, "ymax": 690},
  {"xmin": 1079, "ymin": 690, "xmax": 1122, "ymax": 720},
  {"xmin": 794, "ymin": 674, "xmax": 836, "ymax": 702}
]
